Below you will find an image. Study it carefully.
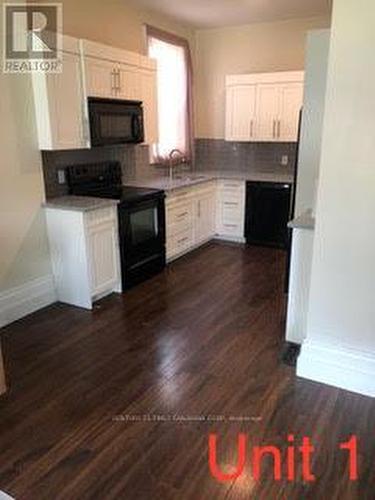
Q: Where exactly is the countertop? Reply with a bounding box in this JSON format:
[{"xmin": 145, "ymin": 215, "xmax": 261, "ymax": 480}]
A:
[
  {"xmin": 123, "ymin": 167, "xmax": 294, "ymax": 192},
  {"xmin": 43, "ymin": 196, "xmax": 119, "ymax": 212},
  {"xmin": 43, "ymin": 168, "xmax": 294, "ymax": 210},
  {"xmin": 288, "ymin": 209, "xmax": 315, "ymax": 230}
]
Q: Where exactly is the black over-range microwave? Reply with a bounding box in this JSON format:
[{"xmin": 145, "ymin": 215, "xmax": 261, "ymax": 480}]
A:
[{"xmin": 88, "ymin": 97, "xmax": 144, "ymax": 146}]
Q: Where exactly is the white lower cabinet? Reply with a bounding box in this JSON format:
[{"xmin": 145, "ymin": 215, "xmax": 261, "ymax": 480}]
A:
[
  {"xmin": 86, "ymin": 220, "xmax": 120, "ymax": 298},
  {"xmin": 45, "ymin": 205, "xmax": 121, "ymax": 310},
  {"xmin": 166, "ymin": 197, "xmax": 194, "ymax": 261},
  {"xmin": 194, "ymin": 187, "xmax": 216, "ymax": 245},
  {"xmin": 216, "ymin": 180, "xmax": 246, "ymax": 242},
  {"xmin": 166, "ymin": 180, "xmax": 244, "ymax": 262}
]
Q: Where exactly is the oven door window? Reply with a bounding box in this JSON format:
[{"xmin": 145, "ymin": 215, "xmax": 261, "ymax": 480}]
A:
[{"xmin": 130, "ymin": 207, "xmax": 158, "ymax": 245}]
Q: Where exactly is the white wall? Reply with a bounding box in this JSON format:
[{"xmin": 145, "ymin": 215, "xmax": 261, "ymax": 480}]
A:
[
  {"xmin": 298, "ymin": 0, "xmax": 375, "ymax": 396},
  {"xmin": 294, "ymin": 30, "xmax": 330, "ymax": 215}
]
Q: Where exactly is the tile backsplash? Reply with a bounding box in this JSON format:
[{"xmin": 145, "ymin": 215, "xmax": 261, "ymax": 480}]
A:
[
  {"xmin": 194, "ymin": 139, "xmax": 297, "ymax": 172},
  {"xmin": 41, "ymin": 144, "xmax": 150, "ymax": 199},
  {"xmin": 41, "ymin": 139, "xmax": 297, "ymax": 199}
]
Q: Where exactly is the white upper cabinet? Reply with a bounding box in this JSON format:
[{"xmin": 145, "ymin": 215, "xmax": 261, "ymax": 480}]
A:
[
  {"xmin": 84, "ymin": 57, "xmax": 117, "ymax": 98},
  {"xmin": 81, "ymin": 39, "xmax": 158, "ymax": 145},
  {"xmin": 225, "ymin": 72, "xmax": 304, "ymax": 142},
  {"xmin": 255, "ymin": 83, "xmax": 281, "ymax": 142},
  {"xmin": 116, "ymin": 64, "xmax": 140, "ymax": 100},
  {"xmin": 32, "ymin": 35, "xmax": 87, "ymax": 150},
  {"xmin": 32, "ymin": 37, "xmax": 159, "ymax": 150},
  {"xmin": 226, "ymin": 85, "xmax": 256, "ymax": 141},
  {"xmin": 278, "ymin": 83, "xmax": 304, "ymax": 142}
]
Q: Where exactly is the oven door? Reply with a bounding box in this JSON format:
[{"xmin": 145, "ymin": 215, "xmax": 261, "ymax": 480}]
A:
[
  {"xmin": 118, "ymin": 197, "xmax": 166, "ymax": 288},
  {"xmin": 88, "ymin": 98, "xmax": 144, "ymax": 146}
]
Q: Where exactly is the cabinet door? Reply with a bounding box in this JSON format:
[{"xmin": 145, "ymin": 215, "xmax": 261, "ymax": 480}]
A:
[
  {"xmin": 195, "ymin": 192, "xmax": 216, "ymax": 244},
  {"xmin": 85, "ymin": 57, "xmax": 116, "ymax": 98},
  {"xmin": 35, "ymin": 51, "xmax": 85, "ymax": 150},
  {"xmin": 216, "ymin": 181, "xmax": 245, "ymax": 240},
  {"xmin": 87, "ymin": 222, "xmax": 120, "ymax": 297},
  {"xmin": 117, "ymin": 64, "xmax": 140, "ymax": 100},
  {"xmin": 140, "ymin": 69, "xmax": 159, "ymax": 145},
  {"xmin": 278, "ymin": 83, "xmax": 303, "ymax": 141},
  {"xmin": 226, "ymin": 85, "xmax": 256, "ymax": 141},
  {"xmin": 255, "ymin": 84, "xmax": 280, "ymax": 141}
]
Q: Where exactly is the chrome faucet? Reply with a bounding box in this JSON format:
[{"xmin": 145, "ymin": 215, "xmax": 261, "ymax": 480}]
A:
[{"xmin": 168, "ymin": 149, "xmax": 186, "ymax": 182}]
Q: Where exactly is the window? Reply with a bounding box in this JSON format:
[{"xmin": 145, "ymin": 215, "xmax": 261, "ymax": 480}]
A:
[{"xmin": 147, "ymin": 26, "xmax": 193, "ymax": 163}]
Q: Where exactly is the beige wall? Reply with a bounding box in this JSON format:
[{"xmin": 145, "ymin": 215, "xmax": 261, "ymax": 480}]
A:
[
  {"xmin": 35, "ymin": 0, "xmax": 195, "ymax": 54},
  {"xmin": 307, "ymin": 0, "xmax": 375, "ymax": 353},
  {"xmin": 0, "ymin": 71, "xmax": 52, "ymax": 290},
  {"xmin": 297, "ymin": 0, "xmax": 375, "ymax": 396},
  {"xmin": 194, "ymin": 16, "xmax": 330, "ymax": 139},
  {"xmin": 0, "ymin": 0, "xmax": 52, "ymax": 291},
  {"xmin": 0, "ymin": 0, "xmax": 194, "ymax": 294}
]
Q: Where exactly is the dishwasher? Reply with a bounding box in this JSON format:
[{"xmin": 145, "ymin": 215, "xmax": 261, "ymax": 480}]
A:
[{"xmin": 245, "ymin": 181, "xmax": 292, "ymax": 249}]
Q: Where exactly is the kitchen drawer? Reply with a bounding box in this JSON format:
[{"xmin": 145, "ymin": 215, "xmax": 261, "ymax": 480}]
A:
[
  {"xmin": 218, "ymin": 180, "xmax": 245, "ymax": 196},
  {"xmin": 167, "ymin": 217, "xmax": 192, "ymax": 239},
  {"xmin": 220, "ymin": 208, "xmax": 243, "ymax": 226},
  {"xmin": 166, "ymin": 188, "xmax": 195, "ymax": 206},
  {"xmin": 221, "ymin": 199, "xmax": 242, "ymax": 212},
  {"xmin": 167, "ymin": 228, "xmax": 194, "ymax": 259},
  {"xmin": 217, "ymin": 221, "xmax": 243, "ymax": 237},
  {"xmin": 166, "ymin": 202, "xmax": 193, "ymax": 227}
]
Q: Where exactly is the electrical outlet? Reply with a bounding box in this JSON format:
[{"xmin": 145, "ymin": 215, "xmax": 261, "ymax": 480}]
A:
[
  {"xmin": 281, "ymin": 155, "xmax": 289, "ymax": 166},
  {"xmin": 57, "ymin": 169, "xmax": 66, "ymax": 185}
]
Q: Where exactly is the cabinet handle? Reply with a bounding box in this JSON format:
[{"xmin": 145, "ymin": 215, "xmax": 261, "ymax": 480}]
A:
[
  {"xmin": 111, "ymin": 70, "xmax": 116, "ymax": 94},
  {"xmin": 224, "ymin": 202, "xmax": 238, "ymax": 207},
  {"xmin": 224, "ymin": 223, "xmax": 237, "ymax": 228},
  {"xmin": 250, "ymin": 119, "xmax": 254, "ymax": 138},
  {"xmin": 198, "ymin": 200, "xmax": 201, "ymax": 218},
  {"xmin": 115, "ymin": 69, "xmax": 121, "ymax": 93},
  {"xmin": 117, "ymin": 70, "xmax": 122, "ymax": 93},
  {"xmin": 177, "ymin": 237, "xmax": 189, "ymax": 244},
  {"xmin": 273, "ymin": 119, "xmax": 277, "ymax": 139},
  {"xmin": 177, "ymin": 211, "xmax": 188, "ymax": 218},
  {"xmin": 278, "ymin": 120, "xmax": 281, "ymax": 138}
]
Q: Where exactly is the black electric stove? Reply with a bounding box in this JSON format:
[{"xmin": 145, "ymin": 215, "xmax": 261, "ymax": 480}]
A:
[{"xmin": 67, "ymin": 162, "xmax": 166, "ymax": 290}]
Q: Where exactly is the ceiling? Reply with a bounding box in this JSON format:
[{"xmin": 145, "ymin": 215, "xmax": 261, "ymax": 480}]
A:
[{"xmin": 132, "ymin": 0, "xmax": 332, "ymax": 29}]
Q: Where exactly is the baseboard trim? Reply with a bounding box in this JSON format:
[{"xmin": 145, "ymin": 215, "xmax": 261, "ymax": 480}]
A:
[
  {"xmin": 214, "ymin": 235, "xmax": 246, "ymax": 244},
  {"xmin": 0, "ymin": 275, "xmax": 57, "ymax": 329},
  {"xmin": 297, "ymin": 340, "xmax": 375, "ymax": 398}
]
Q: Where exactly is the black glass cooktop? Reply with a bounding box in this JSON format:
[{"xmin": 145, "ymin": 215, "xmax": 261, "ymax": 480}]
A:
[
  {"xmin": 67, "ymin": 162, "xmax": 164, "ymax": 206},
  {"xmin": 72, "ymin": 185, "xmax": 164, "ymax": 205}
]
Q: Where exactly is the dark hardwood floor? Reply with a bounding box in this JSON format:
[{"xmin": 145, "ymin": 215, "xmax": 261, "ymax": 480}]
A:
[{"xmin": 0, "ymin": 242, "xmax": 374, "ymax": 499}]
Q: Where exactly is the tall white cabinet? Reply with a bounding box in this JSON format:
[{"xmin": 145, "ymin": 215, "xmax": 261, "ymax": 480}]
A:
[
  {"xmin": 32, "ymin": 35, "xmax": 87, "ymax": 150},
  {"xmin": 32, "ymin": 36, "xmax": 159, "ymax": 150},
  {"xmin": 226, "ymin": 72, "xmax": 304, "ymax": 142}
]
